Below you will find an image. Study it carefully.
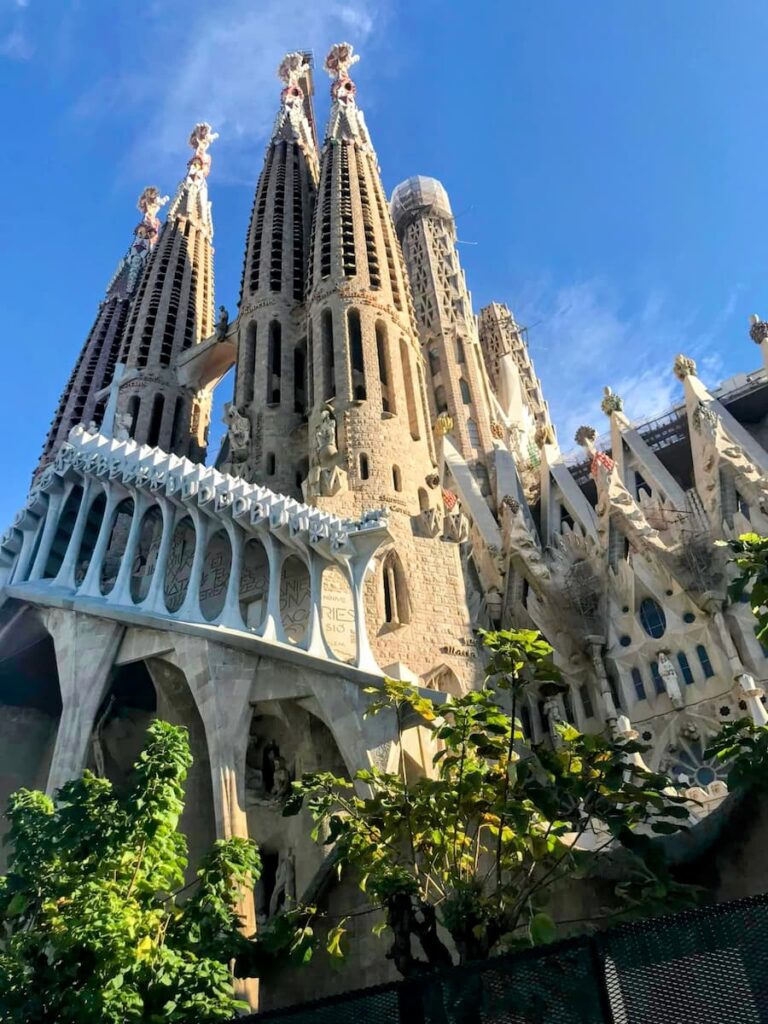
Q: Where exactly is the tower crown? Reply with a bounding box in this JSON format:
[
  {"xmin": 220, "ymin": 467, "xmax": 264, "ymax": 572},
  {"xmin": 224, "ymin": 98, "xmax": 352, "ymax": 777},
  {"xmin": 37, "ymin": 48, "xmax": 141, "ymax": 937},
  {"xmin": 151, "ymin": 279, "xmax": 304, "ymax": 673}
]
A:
[
  {"xmin": 168, "ymin": 121, "xmax": 218, "ymax": 229},
  {"xmin": 391, "ymin": 176, "xmax": 453, "ymax": 234},
  {"xmin": 322, "ymin": 42, "xmax": 373, "ymax": 150}
]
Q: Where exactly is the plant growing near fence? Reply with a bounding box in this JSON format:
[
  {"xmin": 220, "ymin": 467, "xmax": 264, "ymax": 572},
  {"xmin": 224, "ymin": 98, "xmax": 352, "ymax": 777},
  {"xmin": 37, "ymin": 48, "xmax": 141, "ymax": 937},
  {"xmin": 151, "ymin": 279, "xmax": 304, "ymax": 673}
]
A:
[{"xmin": 0, "ymin": 720, "xmax": 260, "ymax": 1024}]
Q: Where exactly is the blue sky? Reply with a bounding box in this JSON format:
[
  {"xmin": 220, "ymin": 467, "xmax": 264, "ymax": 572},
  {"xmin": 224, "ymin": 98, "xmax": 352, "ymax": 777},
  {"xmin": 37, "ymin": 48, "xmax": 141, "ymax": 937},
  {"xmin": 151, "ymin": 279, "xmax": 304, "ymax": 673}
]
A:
[{"xmin": 1, "ymin": 0, "xmax": 766, "ymax": 526}]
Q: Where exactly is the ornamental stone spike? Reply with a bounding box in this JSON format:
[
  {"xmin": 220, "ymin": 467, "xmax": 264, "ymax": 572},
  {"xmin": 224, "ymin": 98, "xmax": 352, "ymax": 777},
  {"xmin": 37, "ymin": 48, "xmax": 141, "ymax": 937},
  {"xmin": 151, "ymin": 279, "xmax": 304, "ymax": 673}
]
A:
[
  {"xmin": 574, "ymin": 425, "xmax": 597, "ymax": 452},
  {"xmin": 600, "ymin": 386, "xmax": 623, "ymax": 417},
  {"xmin": 749, "ymin": 313, "xmax": 768, "ymax": 346},
  {"xmin": 673, "ymin": 353, "xmax": 697, "ymax": 381},
  {"xmin": 323, "ymin": 41, "xmax": 360, "ymax": 80}
]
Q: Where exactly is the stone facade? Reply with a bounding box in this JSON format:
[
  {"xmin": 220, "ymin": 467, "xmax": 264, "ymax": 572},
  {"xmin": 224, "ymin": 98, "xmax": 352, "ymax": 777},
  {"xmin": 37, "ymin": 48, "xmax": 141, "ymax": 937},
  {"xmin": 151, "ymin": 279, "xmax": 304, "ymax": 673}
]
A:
[{"xmin": 3, "ymin": 39, "xmax": 768, "ymax": 1012}]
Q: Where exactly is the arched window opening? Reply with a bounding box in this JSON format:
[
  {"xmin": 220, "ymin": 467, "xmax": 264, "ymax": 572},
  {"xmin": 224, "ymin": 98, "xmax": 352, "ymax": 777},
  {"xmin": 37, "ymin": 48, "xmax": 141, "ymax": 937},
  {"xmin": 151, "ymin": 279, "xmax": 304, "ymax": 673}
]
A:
[
  {"xmin": 456, "ymin": 338, "xmax": 465, "ymax": 364},
  {"xmin": 677, "ymin": 652, "xmax": 694, "ymax": 685},
  {"xmin": 459, "ymin": 377, "xmax": 471, "ymax": 405},
  {"xmin": 359, "ymin": 453, "xmax": 369, "ymax": 480},
  {"xmin": 294, "ymin": 341, "xmax": 307, "ymax": 415},
  {"xmin": 266, "ymin": 452, "xmax": 276, "ymax": 476},
  {"xmin": 100, "ymin": 498, "xmax": 135, "ymax": 596},
  {"xmin": 376, "ymin": 321, "xmax": 393, "ymax": 413},
  {"xmin": 44, "ymin": 485, "xmax": 83, "ymax": 579},
  {"xmin": 321, "ymin": 309, "xmax": 335, "ymax": 401},
  {"xmin": 467, "ymin": 418, "xmax": 480, "ymax": 451},
  {"xmin": 382, "ymin": 552, "xmax": 410, "ymax": 626},
  {"xmin": 650, "ymin": 661, "xmax": 665, "ymax": 695},
  {"xmin": 607, "ymin": 673, "xmax": 622, "ymax": 710},
  {"xmin": 267, "ymin": 320, "xmax": 282, "ymax": 405},
  {"xmin": 635, "ymin": 472, "xmax": 652, "ymax": 500},
  {"xmin": 348, "ymin": 309, "xmax": 366, "ymax": 401},
  {"xmin": 631, "ymin": 667, "xmax": 646, "ymax": 701},
  {"xmin": 696, "ymin": 645, "xmax": 715, "ymax": 679},
  {"xmin": 434, "ymin": 384, "xmax": 448, "ymax": 414},
  {"xmin": 418, "ymin": 487, "xmax": 430, "ymax": 512},
  {"xmin": 306, "ymin": 322, "xmax": 314, "ymax": 409},
  {"xmin": 428, "ymin": 347, "xmax": 440, "ymax": 377},
  {"xmin": 579, "ymin": 684, "xmax": 594, "ymax": 720},
  {"xmin": 392, "ymin": 465, "xmax": 402, "ymax": 491},
  {"xmin": 639, "ymin": 597, "xmax": 666, "ymax": 639},
  {"xmin": 127, "ymin": 395, "xmax": 140, "ymax": 439},
  {"xmin": 400, "ymin": 339, "xmax": 421, "ymax": 440},
  {"xmin": 147, "ymin": 393, "xmax": 165, "ymax": 448},
  {"xmin": 239, "ymin": 322, "xmax": 257, "ymax": 406},
  {"xmin": 170, "ymin": 396, "xmax": 185, "ymax": 453}
]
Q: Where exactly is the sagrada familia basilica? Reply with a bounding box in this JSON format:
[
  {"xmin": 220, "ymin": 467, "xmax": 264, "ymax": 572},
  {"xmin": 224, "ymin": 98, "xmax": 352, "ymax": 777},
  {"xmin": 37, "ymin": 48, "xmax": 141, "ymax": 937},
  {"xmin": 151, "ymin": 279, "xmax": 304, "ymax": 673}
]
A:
[{"xmin": 1, "ymin": 43, "xmax": 768, "ymax": 1006}]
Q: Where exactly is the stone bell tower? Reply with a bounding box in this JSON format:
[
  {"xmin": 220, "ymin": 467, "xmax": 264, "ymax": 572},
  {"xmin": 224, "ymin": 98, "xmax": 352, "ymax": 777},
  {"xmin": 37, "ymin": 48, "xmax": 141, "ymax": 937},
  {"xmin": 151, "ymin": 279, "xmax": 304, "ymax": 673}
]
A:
[
  {"xmin": 36, "ymin": 187, "xmax": 167, "ymax": 478},
  {"xmin": 230, "ymin": 53, "xmax": 319, "ymax": 497},
  {"xmin": 116, "ymin": 124, "xmax": 218, "ymax": 459},
  {"xmin": 303, "ymin": 44, "xmax": 478, "ymax": 689}
]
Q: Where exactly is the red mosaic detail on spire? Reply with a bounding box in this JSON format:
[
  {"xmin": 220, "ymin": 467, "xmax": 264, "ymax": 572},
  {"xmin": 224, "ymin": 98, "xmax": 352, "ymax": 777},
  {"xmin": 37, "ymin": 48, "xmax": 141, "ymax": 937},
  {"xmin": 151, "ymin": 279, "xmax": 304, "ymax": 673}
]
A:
[
  {"xmin": 442, "ymin": 489, "xmax": 458, "ymax": 510},
  {"xmin": 590, "ymin": 450, "xmax": 615, "ymax": 477}
]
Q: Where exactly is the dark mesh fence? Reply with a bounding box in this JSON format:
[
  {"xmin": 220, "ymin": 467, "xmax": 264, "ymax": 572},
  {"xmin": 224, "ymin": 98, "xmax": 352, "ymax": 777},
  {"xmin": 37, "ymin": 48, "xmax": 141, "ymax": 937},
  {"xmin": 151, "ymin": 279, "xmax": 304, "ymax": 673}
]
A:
[{"xmin": 245, "ymin": 892, "xmax": 768, "ymax": 1022}]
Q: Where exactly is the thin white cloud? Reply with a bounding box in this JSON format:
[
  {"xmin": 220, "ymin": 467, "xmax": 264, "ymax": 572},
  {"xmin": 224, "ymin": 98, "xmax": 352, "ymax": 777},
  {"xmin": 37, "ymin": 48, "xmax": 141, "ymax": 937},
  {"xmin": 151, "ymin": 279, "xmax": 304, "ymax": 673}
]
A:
[
  {"xmin": 72, "ymin": 0, "xmax": 386, "ymax": 185},
  {"xmin": 516, "ymin": 279, "xmax": 740, "ymax": 453},
  {"xmin": 0, "ymin": 26, "xmax": 32, "ymax": 59}
]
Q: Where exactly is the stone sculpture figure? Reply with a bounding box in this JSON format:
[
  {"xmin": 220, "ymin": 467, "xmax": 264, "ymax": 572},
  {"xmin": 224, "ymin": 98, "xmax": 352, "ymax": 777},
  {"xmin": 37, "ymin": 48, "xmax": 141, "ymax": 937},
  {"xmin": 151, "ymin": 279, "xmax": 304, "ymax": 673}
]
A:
[
  {"xmin": 215, "ymin": 305, "xmax": 229, "ymax": 341},
  {"xmin": 222, "ymin": 403, "xmax": 250, "ymax": 462},
  {"xmin": 306, "ymin": 404, "xmax": 347, "ymax": 497},
  {"xmin": 658, "ymin": 652, "xmax": 684, "ymax": 709},
  {"xmin": 269, "ymin": 849, "xmax": 296, "ymax": 918},
  {"xmin": 113, "ymin": 411, "xmax": 133, "ymax": 442}
]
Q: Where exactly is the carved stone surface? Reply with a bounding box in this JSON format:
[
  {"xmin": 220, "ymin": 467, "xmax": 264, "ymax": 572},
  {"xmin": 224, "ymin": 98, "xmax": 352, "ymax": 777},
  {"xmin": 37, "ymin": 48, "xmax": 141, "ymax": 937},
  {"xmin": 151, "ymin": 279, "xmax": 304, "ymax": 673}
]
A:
[
  {"xmin": 673, "ymin": 353, "xmax": 697, "ymax": 380},
  {"xmin": 600, "ymin": 386, "xmax": 623, "ymax": 416}
]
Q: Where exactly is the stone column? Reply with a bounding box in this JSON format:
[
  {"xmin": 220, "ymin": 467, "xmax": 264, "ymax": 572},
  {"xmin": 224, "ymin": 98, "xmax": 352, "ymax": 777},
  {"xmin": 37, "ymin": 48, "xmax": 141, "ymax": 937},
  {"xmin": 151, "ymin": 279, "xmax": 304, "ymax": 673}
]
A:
[
  {"xmin": 218, "ymin": 521, "xmax": 246, "ymax": 630},
  {"xmin": 176, "ymin": 507, "xmax": 209, "ymax": 620},
  {"xmin": 737, "ymin": 673, "xmax": 768, "ymax": 726},
  {"xmin": 43, "ymin": 611, "xmax": 125, "ymax": 795},
  {"xmin": 109, "ymin": 491, "xmax": 150, "ymax": 605},
  {"xmin": 28, "ymin": 484, "xmax": 70, "ymax": 582},
  {"xmin": 261, "ymin": 535, "xmax": 286, "ymax": 643},
  {"xmin": 140, "ymin": 498, "xmax": 176, "ymax": 614},
  {"xmin": 168, "ymin": 636, "xmax": 258, "ymax": 1008},
  {"xmin": 77, "ymin": 489, "xmax": 122, "ymax": 597},
  {"xmin": 347, "ymin": 557, "xmax": 379, "ymax": 673},
  {"xmin": 304, "ymin": 550, "xmax": 331, "ymax": 658},
  {"xmin": 586, "ymin": 634, "xmax": 618, "ymax": 728},
  {"xmin": 54, "ymin": 478, "xmax": 95, "ymax": 589}
]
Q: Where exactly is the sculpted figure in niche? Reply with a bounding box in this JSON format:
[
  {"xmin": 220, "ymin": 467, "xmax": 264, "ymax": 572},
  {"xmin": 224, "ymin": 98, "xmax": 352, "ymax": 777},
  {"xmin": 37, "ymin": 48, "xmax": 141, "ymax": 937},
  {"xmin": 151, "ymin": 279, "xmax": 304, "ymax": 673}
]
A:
[
  {"xmin": 658, "ymin": 652, "xmax": 684, "ymax": 709},
  {"xmin": 269, "ymin": 849, "xmax": 296, "ymax": 918},
  {"xmin": 245, "ymin": 738, "xmax": 293, "ymax": 808},
  {"xmin": 315, "ymin": 405, "xmax": 338, "ymax": 463},
  {"xmin": 306, "ymin": 403, "xmax": 347, "ymax": 498},
  {"xmin": 220, "ymin": 403, "xmax": 250, "ymax": 477},
  {"xmin": 114, "ymin": 411, "xmax": 133, "ymax": 442}
]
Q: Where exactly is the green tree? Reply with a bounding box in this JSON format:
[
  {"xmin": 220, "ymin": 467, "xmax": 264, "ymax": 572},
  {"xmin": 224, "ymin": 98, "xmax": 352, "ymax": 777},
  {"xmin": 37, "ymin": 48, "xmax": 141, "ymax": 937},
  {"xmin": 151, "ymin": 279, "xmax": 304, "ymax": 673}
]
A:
[
  {"xmin": 723, "ymin": 532, "xmax": 768, "ymax": 642},
  {"xmin": 707, "ymin": 533, "xmax": 768, "ymax": 789},
  {"xmin": 0, "ymin": 720, "xmax": 260, "ymax": 1024},
  {"xmin": 283, "ymin": 628, "xmax": 694, "ymax": 977}
]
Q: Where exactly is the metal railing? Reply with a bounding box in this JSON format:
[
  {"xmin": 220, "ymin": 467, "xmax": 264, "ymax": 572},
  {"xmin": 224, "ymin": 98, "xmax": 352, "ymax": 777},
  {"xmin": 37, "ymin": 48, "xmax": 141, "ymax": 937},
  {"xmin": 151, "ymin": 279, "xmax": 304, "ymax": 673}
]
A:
[{"xmin": 245, "ymin": 891, "xmax": 768, "ymax": 1022}]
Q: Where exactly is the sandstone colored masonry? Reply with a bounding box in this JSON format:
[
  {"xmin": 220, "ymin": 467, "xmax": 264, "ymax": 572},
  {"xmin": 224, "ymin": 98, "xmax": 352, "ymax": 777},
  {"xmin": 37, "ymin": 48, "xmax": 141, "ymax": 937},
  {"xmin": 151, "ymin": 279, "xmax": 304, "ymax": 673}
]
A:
[{"xmin": 5, "ymin": 41, "xmax": 768, "ymax": 1011}]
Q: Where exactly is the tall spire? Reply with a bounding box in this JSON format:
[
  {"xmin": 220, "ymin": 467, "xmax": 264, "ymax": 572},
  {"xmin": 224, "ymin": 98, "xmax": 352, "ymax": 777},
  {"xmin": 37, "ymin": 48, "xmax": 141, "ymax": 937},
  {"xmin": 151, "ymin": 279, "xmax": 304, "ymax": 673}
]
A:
[
  {"xmin": 302, "ymin": 43, "xmax": 477, "ymax": 690},
  {"xmin": 35, "ymin": 187, "xmax": 167, "ymax": 477},
  {"xmin": 116, "ymin": 124, "xmax": 218, "ymax": 458},
  {"xmin": 391, "ymin": 176, "xmax": 497, "ymax": 470},
  {"xmin": 228, "ymin": 54, "xmax": 319, "ymax": 496}
]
